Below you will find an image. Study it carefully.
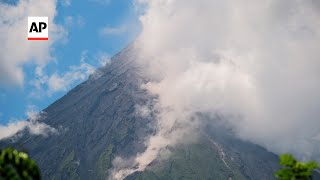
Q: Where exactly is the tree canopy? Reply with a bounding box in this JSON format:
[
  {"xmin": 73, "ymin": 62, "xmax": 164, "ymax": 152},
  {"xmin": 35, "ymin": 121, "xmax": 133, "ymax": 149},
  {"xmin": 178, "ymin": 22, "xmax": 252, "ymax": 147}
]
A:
[
  {"xmin": 275, "ymin": 154, "xmax": 319, "ymax": 180},
  {"xmin": 0, "ymin": 147, "xmax": 40, "ymax": 180}
]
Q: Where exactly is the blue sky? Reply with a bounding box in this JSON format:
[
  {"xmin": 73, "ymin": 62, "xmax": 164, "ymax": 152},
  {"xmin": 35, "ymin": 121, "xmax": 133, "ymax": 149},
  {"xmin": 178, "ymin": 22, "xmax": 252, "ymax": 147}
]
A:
[{"xmin": 0, "ymin": 0, "xmax": 140, "ymax": 125}]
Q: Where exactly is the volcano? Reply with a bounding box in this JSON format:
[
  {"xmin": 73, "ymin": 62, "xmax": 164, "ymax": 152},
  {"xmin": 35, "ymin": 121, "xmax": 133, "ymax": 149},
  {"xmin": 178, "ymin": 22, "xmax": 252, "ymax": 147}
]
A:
[{"xmin": 0, "ymin": 46, "xmax": 280, "ymax": 180}]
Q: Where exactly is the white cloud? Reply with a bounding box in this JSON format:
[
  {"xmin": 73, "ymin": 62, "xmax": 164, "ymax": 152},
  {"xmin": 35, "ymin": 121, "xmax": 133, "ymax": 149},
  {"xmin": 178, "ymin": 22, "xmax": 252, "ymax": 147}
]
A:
[
  {"xmin": 99, "ymin": 25, "xmax": 128, "ymax": 36},
  {"xmin": 24, "ymin": 105, "xmax": 57, "ymax": 136},
  {"xmin": 0, "ymin": 105, "xmax": 57, "ymax": 140},
  {"xmin": 47, "ymin": 62, "xmax": 95, "ymax": 94},
  {"xmin": 135, "ymin": 105, "xmax": 151, "ymax": 118},
  {"xmin": 64, "ymin": 15, "xmax": 85, "ymax": 28},
  {"xmin": 29, "ymin": 50, "xmax": 97, "ymax": 97},
  {"xmin": 60, "ymin": 0, "xmax": 71, "ymax": 7},
  {"xmin": 64, "ymin": 16, "xmax": 74, "ymax": 26},
  {"xmin": 0, "ymin": 120, "xmax": 29, "ymax": 140},
  {"xmin": 111, "ymin": 0, "xmax": 320, "ymax": 178},
  {"xmin": 96, "ymin": 52, "xmax": 111, "ymax": 66},
  {"xmin": 47, "ymin": 51, "xmax": 95, "ymax": 94},
  {"xmin": 0, "ymin": 0, "xmax": 66, "ymax": 87}
]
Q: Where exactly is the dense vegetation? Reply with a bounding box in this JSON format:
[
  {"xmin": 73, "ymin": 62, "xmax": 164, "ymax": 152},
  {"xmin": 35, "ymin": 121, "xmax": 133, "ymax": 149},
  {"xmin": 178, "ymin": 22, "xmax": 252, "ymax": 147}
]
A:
[
  {"xmin": 0, "ymin": 147, "xmax": 40, "ymax": 180},
  {"xmin": 275, "ymin": 154, "xmax": 319, "ymax": 180}
]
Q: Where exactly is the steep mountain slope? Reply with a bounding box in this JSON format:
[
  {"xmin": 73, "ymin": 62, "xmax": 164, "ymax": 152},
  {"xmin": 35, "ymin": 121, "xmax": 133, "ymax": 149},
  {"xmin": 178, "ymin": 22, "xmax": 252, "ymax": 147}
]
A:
[
  {"xmin": 129, "ymin": 121, "xmax": 279, "ymax": 180},
  {"xmin": 0, "ymin": 46, "xmax": 280, "ymax": 179}
]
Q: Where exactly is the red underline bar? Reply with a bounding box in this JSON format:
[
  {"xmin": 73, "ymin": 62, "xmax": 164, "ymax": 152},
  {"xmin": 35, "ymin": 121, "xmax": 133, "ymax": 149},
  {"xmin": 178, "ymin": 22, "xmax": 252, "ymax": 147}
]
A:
[{"xmin": 28, "ymin": 37, "xmax": 48, "ymax": 40}]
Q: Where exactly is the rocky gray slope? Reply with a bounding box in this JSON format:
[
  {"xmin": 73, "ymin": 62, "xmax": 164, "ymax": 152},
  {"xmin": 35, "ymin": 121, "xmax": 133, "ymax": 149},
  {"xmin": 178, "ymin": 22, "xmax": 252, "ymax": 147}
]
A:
[{"xmin": 0, "ymin": 46, "xmax": 280, "ymax": 179}]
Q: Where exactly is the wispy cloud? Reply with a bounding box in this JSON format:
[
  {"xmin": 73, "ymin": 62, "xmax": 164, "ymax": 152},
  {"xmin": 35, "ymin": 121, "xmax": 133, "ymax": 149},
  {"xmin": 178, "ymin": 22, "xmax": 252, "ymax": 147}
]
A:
[
  {"xmin": 0, "ymin": 105, "xmax": 57, "ymax": 140},
  {"xmin": 96, "ymin": 52, "xmax": 111, "ymax": 66},
  {"xmin": 99, "ymin": 25, "xmax": 128, "ymax": 36},
  {"xmin": 64, "ymin": 15, "xmax": 85, "ymax": 28},
  {"xmin": 60, "ymin": 0, "xmax": 71, "ymax": 7},
  {"xmin": 30, "ymin": 51, "xmax": 96, "ymax": 97},
  {"xmin": 46, "ymin": 51, "xmax": 95, "ymax": 94}
]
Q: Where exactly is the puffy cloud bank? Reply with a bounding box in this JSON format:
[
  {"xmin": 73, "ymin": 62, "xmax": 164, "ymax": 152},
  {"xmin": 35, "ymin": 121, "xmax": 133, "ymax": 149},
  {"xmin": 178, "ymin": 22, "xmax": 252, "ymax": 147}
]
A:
[{"xmin": 111, "ymin": 0, "xmax": 320, "ymax": 179}]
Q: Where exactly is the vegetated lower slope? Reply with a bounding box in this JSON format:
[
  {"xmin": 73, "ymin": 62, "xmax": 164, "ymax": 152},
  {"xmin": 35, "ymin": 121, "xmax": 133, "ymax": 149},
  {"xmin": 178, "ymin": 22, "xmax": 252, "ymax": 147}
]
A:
[{"xmin": 0, "ymin": 46, "xmax": 279, "ymax": 179}]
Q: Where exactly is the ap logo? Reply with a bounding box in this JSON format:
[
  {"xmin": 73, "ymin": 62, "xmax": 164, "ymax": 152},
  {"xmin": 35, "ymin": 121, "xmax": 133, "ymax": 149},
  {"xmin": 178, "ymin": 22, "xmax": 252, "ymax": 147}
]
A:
[{"xmin": 28, "ymin": 17, "xmax": 48, "ymax": 40}]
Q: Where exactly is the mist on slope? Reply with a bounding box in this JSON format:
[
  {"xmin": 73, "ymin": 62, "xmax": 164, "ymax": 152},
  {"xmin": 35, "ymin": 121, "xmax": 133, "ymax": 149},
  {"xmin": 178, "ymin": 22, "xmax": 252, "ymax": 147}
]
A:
[{"xmin": 111, "ymin": 0, "xmax": 320, "ymax": 179}]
